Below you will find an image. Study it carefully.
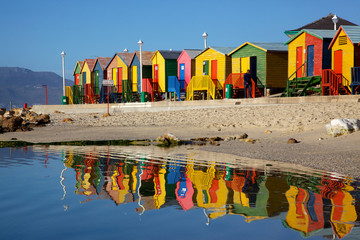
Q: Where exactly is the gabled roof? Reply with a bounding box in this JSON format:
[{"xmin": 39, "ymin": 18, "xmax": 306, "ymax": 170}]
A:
[
  {"xmin": 229, "ymin": 42, "xmax": 287, "ymax": 55},
  {"xmin": 196, "ymin": 46, "xmax": 237, "ymax": 58},
  {"xmin": 81, "ymin": 59, "xmax": 96, "ymax": 73},
  {"xmin": 285, "ymin": 29, "xmax": 336, "ymax": 45},
  {"xmin": 133, "ymin": 51, "xmax": 155, "ymax": 66},
  {"xmin": 183, "ymin": 49, "xmax": 202, "ymax": 59},
  {"xmin": 158, "ymin": 50, "xmax": 182, "ymax": 59},
  {"xmin": 73, "ymin": 61, "xmax": 84, "ymax": 76},
  {"xmin": 329, "ymin": 25, "xmax": 360, "ymax": 49},
  {"xmin": 117, "ymin": 52, "xmax": 135, "ymax": 66},
  {"xmin": 93, "ymin": 57, "xmax": 111, "ymax": 71},
  {"xmin": 285, "ymin": 13, "xmax": 358, "ymax": 37}
]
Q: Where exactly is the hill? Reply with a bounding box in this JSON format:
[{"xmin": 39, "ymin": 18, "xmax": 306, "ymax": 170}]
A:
[{"xmin": 0, "ymin": 67, "xmax": 73, "ymax": 109}]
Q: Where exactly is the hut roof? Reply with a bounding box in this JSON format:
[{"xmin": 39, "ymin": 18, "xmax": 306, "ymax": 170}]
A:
[
  {"xmin": 83, "ymin": 59, "xmax": 96, "ymax": 72},
  {"xmin": 229, "ymin": 42, "xmax": 287, "ymax": 55},
  {"xmin": 73, "ymin": 61, "xmax": 84, "ymax": 75},
  {"xmin": 329, "ymin": 25, "xmax": 360, "ymax": 49},
  {"xmin": 134, "ymin": 51, "xmax": 155, "ymax": 66},
  {"xmin": 285, "ymin": 13, "xmax": 357, "ymax": 37},
  {"xmin": 158, "ymin": 50, "xmax": 182, "ymax": 59},
  {"xmin": 183, "ymin": 49, "xmax": 202, "ymax": 59},
  {"xmin": 117, "ymin": 52, "xmax": 135, "ymax": 66},
  {"xmin": 285, "ymin": 29, "xmax": 336, "ymax": 45}
]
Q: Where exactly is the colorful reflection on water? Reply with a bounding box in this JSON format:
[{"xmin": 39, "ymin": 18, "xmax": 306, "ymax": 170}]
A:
[{"xmin": 1, "ymin": 145, "xmax": 360, "ymax": 240}]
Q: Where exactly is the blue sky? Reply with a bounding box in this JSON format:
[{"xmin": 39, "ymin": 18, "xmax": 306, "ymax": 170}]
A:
[{"xmin": 1, "ymin": 0, "xmax": 359, "ymax": 80}]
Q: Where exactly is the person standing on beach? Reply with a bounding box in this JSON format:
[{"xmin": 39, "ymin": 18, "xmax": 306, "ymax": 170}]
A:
[{"xmin": 243, "ymin": 70, "xmax": 252, "ymax": 98}]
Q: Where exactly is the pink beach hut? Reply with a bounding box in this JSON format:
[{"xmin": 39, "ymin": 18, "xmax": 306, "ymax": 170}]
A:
[{"xmin": 177, "ymin": 49, "xmax": 202, "ymax": 91}]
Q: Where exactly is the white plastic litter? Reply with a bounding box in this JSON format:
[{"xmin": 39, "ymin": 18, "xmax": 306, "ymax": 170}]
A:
[{"xmin": 325, "ymin": 118, "xmax": 360, "ymax": 137}]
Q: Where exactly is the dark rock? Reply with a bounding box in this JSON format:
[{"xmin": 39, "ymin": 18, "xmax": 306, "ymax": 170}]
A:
[
  {"xmin": 2, "ymin": 116, "xmax": 23, "ymax": 132},
  {"xmin": 287, "ymin": 138, "xmax": 299, "ymax": 144}
]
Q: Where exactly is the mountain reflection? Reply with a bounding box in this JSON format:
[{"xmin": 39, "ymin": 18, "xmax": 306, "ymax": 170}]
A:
[{"xmin": 62, "ymin": 148, "xmax": 360, "ymax": 239}]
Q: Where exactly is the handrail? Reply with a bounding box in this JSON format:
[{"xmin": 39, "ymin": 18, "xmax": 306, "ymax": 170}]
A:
[
  {"xmin": 186, "ymin": 75, "xmax": 216, "ymax": 100},
  {"xmin": 286, "ymin": 61, "xmax": 307, "ymax": 97},
  {"xmin": 65, "ymin": 86, "xmax": 73, "ymax": 104}
]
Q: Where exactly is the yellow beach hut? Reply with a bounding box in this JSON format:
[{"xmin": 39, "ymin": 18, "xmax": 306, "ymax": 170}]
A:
[
  {"xmin": 187, "ymin": 46, "xmax": 235, "ymax": 100},
  {"xmin": 328, "ymin": 25, "xmax": 360, "ymax": 94},
  {"xmin": 80, "ymin": 59, "xmax": 96, "ymax": 103},
  {"xmin": 151, "ymin": 50, "xmax": 182, "ymax": 95}
]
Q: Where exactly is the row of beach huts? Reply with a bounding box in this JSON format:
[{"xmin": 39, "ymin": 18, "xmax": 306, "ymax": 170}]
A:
[{"xmin": 66, "ymin": 14, "xmax": 360, "ymax": 104}]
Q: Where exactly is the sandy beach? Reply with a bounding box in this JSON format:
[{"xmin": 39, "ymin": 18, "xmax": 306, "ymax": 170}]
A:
[{"xmin": 1, "ymin": 99, "xmax": 360, "ymax": 178}]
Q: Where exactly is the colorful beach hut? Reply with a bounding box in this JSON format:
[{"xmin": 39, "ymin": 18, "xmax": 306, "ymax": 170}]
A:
[
  {"xmin": 187, "ymin": 47, "xmax": 235, "ymax": 100},
  {"xmin": 106, "ymin": 52, "xmax": 135, "ymax": 101},
  {"xmin": 80, "ymin": 59, "xmax": 96, "ymax": 103},
  {"xmin": 283, "ymin": 29, "xmax": 336, "ymax": 97},
  {"xmin": 177, "ymin": 49, "xmax": 202, "ymax": 90},
  {"xmin": 151, "ymin": 50, "xmax": 182, "ymax": 94},
  {"xmin": 129, "ymin": 51, "xmax": 154, "ymax": 93},
  {"xmin": 73, "ymin": 61, "xmax": 84, "ymax": 85},
  {"xmin": 70, "ymin": 61, "xmax": 84, "ymax": 104},
  {"xmin": 228, "ymin": 42, "xmax": 288, "ymax": 96},
  {"xmin": 92, "ymin": 57, "xmax": 111, "ymax": 99},
  {"xmin": 328, "ymin": 25, "xmax": 360, "ymax": 94}
]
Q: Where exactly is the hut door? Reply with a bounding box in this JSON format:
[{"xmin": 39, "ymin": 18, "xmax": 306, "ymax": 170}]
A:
[
  {"xmin": 95, "ymin": 70, "xmax": 99, "ymax": 95},
  {"xmin": 180, "ymin": 64, "xmax": 185, "ymax": 80},
  {"xmin": 154, "ymin": 64, "xmax": 159, "ymax": 91},
  {"xmin": 334, "ymin": 50, "xmax": 343, "ymax": 75},
  {"xmin": 250, "ymin": 56, "xmax": 257, "ymax": 82},
  {"xmin": 117, "ymin": 67, "xmax": 122, "ymax": 92},
  {"xmin": 203, "ymin": 60, "xmax": 209, "ymax": 75},
  {"xmin": 306, "ymin": 45, "xmax": 314, "ymax": 77},
  {"xmin": 296, "ymin": 47, "xmax": 303, "ymax": 78},
  {"xmin": 75, "ymin": 74, "xmax": 79, "ymax": 85},
  {"xmin": 82, "ymin": 72, "xmax": 86, "ymax": 96},
  {"xmin": 211, "ymin": 60, "xmax": 217, "ymax": 80},
  {"xmin": 132, "ymin": 66, "xmax": 138, "ymax": 92},
  {"xmin": 241, "ymin": 57, "xmax": 249, "ymax": 73}
]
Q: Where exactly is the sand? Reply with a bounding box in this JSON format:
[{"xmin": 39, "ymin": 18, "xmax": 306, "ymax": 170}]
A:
[{"xmin": 1, "ymin": 101, "xmax": 360, "ymax": 178}]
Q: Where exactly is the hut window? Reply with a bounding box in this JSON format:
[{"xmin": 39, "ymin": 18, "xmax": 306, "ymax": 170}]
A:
[{"xmin": 339, "ymin": 36, "xmax": 347, "ymax": 45}]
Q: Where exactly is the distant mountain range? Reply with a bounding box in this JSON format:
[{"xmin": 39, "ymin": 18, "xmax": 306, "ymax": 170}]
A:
[{"xmin": 0, "ymin": 67, "xmax": 73, "ymax": 109}]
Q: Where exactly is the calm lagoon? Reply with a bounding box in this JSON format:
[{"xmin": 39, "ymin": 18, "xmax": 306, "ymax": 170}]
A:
[{"xmin": 0, "ymin": 145, "xmax": 359, "ymax": 240}]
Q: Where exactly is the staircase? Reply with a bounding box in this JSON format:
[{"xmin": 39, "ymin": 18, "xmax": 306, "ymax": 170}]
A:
[
  {"xmin": 142, "ymin": 78, "xmax": 163, "ymax": 102},
  {"xmin": 223, "ymin": 73, "xmax": 264, "ymax": 98},
  {"xmin": 122, "ymin": 80, "xmax": 133, "ymax": 103},
  {"xmin": 99, "ymin": 85, "xmax": 121, "ymax": 103},
  {"xmin": 168, "ymin": 76, "xmax": 182, "ymax": 101},
  {"xmin": 72, "ymin": 85, "xmax": 82, "ymax": 104},
  {"xmin": 322, "ymin": 69, "xmax": 351, "ymax": 96},
  {"xmin": 187, "ymin": 75, "xmax": 220, "ymax": 100},
  {"xmin": 351, "ymin": 67, "xmax": 360, "ymax": 94},
  {"xmin": 281, "ymin": 76, "xmax": 321, "ymax": 97},
  {"xmin": 65, "ymin": 86, "xmax": 73, "ymax": 104}
]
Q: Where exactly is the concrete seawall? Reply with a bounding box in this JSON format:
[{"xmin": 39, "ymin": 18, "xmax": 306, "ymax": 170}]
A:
[{"xmin": 31, "ymin": 95, "xmax": 360, "ymax": 114}]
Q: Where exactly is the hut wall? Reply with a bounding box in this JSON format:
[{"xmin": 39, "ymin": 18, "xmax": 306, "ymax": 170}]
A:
[
  {"xmin": 288, "ymin": 33, "xmax": 306, "ymax": 79},
  {"xmin": 266, "ymin": 52, "xmax": 288, "ymax": 88},
  {"xmin": 195, "ymin": 48, "xmax": 227, "ymax": 81},
  {"xmin": 331, "ymin": 29, "xmax": 354, "ymax": 86},
  {"xmin": 231, "ymin": 44, "xmax": 266, "ymax": 84}
]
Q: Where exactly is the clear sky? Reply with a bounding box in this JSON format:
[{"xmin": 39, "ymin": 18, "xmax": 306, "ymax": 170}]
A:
[{"xmin": 1, "ymin": 0, "xmax": 359, "ymax": 80}]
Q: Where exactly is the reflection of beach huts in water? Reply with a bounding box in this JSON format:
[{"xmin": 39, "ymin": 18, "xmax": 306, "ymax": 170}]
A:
[
  {"xmin": 177, "ymin": 49, "xmax": 202, "ymax": 92},
  {"xmin": 327, "ymin": 26, "xmax": 360, "ymax": 95},
  {"xmin": 151, "ymin": 50, "xmax": 182, "ymax": 99},
  {"xmin": 227, "ymin": 42, "xmax": 287, "ymax": 97},
  {"xmin": 283, "ymin": 177, "xmax": 357, "ymax": 239},
  {"xmin": 92, "ymin": 57, "xmax": 111, "ymax": 102},
  {"xmin": 187, "ymin": 47, "xmax": 235, "ymax": 100}
]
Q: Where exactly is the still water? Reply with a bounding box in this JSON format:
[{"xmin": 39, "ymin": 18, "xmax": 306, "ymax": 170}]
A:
[{"xmin": 0, "ymin": 145, "xmax": 359, "ymax": 240}]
